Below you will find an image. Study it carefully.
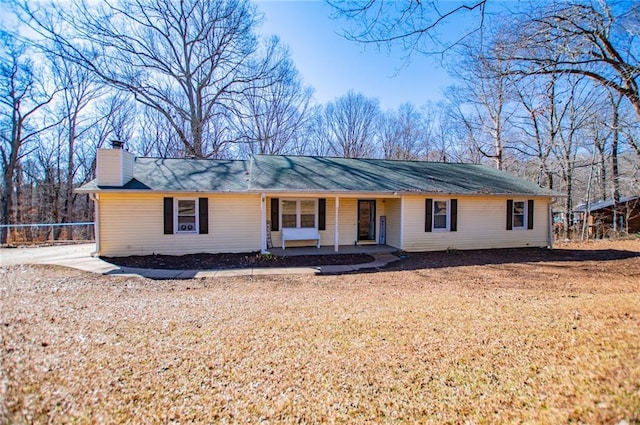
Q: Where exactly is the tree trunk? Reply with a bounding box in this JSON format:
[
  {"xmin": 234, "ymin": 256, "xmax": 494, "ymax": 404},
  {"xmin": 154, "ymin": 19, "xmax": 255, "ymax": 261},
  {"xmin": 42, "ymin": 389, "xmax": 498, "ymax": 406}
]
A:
[{"xmin": 611, "ymin": 93, "xmax": 622, "ymax": 232}]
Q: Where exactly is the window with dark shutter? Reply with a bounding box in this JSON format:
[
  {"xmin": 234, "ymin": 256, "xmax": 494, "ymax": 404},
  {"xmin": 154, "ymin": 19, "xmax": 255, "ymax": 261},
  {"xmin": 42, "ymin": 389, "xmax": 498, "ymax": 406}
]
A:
[
  {"xmin": 199, "ymin": 198, "xmax": 208, "ymax": 234},
  {"xmin": 318, "ymin": 198, "xmax": 326, "ymax": 231},
  {"xmin": 506, "ymin": 199, "xmax": 513, "ymax": 230},
  {"xmin": 270, "ymin": 198, "xmax": 279, "ymax": 231},
  {"xmin": 527, "ymin": 199, "xmax": 534, "ymax": 229},
  {"xmin": 450, "ymin": 199, "xmax": 458, "ymax": 232},
  {"xmin": 163, "ymin": 197, "xmax": 174, "ymax": 234},
  {"xmin": 425, "ymin": 198, "xmax": 433, "ymax": 232}
]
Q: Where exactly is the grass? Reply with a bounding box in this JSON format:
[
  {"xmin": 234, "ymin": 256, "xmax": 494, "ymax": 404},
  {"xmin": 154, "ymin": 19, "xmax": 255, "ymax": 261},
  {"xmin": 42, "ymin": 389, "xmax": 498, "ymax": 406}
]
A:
[{"xmin": 1, "ymin": 240, "xmax": 639, "ymax": 423}]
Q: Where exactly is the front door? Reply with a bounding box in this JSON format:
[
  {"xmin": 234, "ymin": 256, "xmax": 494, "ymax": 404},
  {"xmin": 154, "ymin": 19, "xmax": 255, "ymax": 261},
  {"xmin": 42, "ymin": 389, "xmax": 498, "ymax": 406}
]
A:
[{"xmin": 358, "ymin": 200, "xmax": 376, "ymax": 241}]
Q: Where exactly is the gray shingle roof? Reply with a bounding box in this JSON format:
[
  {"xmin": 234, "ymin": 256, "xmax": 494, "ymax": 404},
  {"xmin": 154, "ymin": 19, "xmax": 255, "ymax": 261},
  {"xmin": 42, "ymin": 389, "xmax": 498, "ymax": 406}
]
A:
[
  {"xmin": 574, "ymin": 195, "xmax": 640, "ymax": 213},
  {"xmin": 249, "ymin": 155, "xmax": 556, "ymax": 196},
  {"xmin": 79, "ymin": 158, "xmax": 249, "ymax": 192},
  {"xmin": 78, "ymin": 154, "xmax": 558, "ymax": 197}
]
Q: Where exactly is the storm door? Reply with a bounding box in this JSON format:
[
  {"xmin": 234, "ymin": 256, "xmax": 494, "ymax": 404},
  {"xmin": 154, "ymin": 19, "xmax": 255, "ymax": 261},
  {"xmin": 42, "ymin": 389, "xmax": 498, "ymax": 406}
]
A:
[{"xmin": 358, "ymin": 200, "xmax": 376, "ymax": 241}]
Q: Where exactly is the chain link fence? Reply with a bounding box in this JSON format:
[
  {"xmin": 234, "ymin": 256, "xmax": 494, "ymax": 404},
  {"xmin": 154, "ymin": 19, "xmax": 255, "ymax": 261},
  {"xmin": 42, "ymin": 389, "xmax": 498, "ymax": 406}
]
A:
[{"xmin": 0, "ymin": 222, "xmax": 95, "ymax": 246}]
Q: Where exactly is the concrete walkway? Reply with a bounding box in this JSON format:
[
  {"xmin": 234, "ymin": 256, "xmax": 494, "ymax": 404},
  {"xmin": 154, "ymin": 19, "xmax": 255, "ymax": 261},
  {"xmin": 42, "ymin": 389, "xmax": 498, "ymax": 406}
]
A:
[{"xmin": 0, "ymin": 244, "xmax": 399, "ymax": 279}]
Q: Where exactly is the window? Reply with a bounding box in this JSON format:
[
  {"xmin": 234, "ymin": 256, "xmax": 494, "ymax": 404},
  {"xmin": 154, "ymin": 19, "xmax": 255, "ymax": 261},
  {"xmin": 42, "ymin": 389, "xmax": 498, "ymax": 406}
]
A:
[
  {"xmin": 281, "ymin": 199, "xmax": 317, "ymax": 228},
  {"xmin": 425, "ymin": 198, "xmax": 457, "ymax": 232},
  {"xmin": 164, "ymin": 197, "xmax": 208, "ymax": 235},
  {"xmin": 433, "ymin": 200, "xmax": 449, "ymax": 230},
  {"xmin": 300, "ymin": 200, "xmax": 316, "ymax": 228},
  {"xmin": 176, "ymin": 199, "xmax": 198, "ymax": 233},
  {"xmin": 512, "ymin": 201, "xmax": 526, "ymax": 229},
  {"xmin": 507, "ymin": 199, "xmax": 534, "ymax": 230},
  {"xmin": 282, "ymin": 200, "xmax": 297, "ymax": 228}
]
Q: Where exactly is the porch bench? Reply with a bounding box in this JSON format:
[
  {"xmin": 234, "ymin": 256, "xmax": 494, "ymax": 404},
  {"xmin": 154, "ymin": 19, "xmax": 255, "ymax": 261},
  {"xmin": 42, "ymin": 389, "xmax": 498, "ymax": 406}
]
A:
[{"xmin": 281, "ymin": 227, "xmax": 321, "ymax": 249}]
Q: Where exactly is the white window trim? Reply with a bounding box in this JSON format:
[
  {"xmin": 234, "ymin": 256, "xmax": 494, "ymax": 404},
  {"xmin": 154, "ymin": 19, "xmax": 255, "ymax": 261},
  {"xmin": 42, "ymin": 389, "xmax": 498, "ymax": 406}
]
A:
[
  {"xmin": 512, "ymin": 200, "xmax": 527, "ymax": 230},
  {"xmin": 432, "ymin": 199, "xmax": 450, "ymax": 231},
  {"xmin": 175, "ymin": 198, "xmax": 199, "ymax": 234},
  {"xmin": 281, "ymin": 198, "xmax": 318, "ymax": 229}
]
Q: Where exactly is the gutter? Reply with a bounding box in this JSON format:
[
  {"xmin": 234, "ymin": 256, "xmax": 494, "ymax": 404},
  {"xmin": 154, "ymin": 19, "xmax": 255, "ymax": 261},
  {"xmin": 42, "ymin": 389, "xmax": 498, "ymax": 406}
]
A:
[{"xmin": 76, "ymin": 188, "xmax": 562, "ymax": 198}]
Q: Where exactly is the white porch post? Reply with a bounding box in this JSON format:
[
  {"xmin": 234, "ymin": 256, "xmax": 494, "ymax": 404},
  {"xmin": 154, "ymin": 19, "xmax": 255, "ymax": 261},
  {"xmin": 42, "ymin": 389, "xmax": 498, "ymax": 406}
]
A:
[
  {"xmin": 334, "ymin": 196, "xmax": 339, "ymax": 252},
  {"xmin": 260, "ymin": 193, "xmax": 267, "ymax": 253}
]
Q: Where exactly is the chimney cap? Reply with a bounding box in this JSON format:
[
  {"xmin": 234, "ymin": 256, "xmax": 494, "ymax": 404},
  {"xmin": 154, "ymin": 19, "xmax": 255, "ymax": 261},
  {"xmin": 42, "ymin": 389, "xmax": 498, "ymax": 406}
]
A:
[{"xmin": 111, "ymin": 140, "xmax": 124, "ymax": 149}]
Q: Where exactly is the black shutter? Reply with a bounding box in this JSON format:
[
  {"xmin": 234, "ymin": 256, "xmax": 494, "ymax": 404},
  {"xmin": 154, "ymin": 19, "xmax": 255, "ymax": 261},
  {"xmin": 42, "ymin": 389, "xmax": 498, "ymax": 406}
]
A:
[
  {"xmin": 271, "ymin": 198, "xmax": 279, "ymax": 231},
  {"xmin": 318, "ymin": 198, "xmax": 326, "ymax": 230},
  {"xmin": 450, "ymin": 199, "xmax": 458, "ymax": 232},
  {"xmin": 199, "ymin": 197, "xmax": 208, "ymax": 234},
  {"xmin": 425, "ymin": 198, "xmax": 433, "ymax": 232},
  {"xmin": 527, "ymin": 199, "xmax": 534, "ymax": 230},
  {"xmin": 163, "ymin": 197, "xmax": 174, "ymax": 234},
  {"xmin": 506, "ymin": 199, "xmax": 513, "ymax": 230}
]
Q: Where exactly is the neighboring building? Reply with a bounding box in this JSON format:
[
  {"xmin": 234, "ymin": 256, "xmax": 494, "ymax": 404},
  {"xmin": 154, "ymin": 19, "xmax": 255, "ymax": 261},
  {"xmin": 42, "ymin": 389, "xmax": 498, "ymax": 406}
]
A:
[
  {"xmin": 77, "ymin": 146, "xmax": 558, "ymax": 257},
  {"xmin": 574, "ymin": 196, "xmax": 640, "ymax": 238}
]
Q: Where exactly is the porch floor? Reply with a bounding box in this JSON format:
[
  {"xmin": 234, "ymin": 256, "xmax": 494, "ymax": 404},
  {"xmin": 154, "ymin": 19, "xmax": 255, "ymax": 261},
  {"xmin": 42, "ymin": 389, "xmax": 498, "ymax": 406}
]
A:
[{"xmin": 268, "ymin": 244, "xmax": 398, "ymax": 257}]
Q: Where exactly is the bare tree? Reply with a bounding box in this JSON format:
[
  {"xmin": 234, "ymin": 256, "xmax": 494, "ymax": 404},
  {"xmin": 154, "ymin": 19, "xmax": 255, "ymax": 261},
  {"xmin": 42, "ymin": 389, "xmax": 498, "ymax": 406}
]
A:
[
  {"xmin": 0, "ymin": 33, "xmax": 57, "ymax": 244},
  {"xmin": 49, "ymin": 56, "xmax": 102, "ymax": 238},
  {"xmin": 329, "ymin": 0, "xmax": 488, "ymax": 56},
  {"xmin": 23, "ymin": 0, "xmax": 282, "ymax": 158},
  {"xmin": 510, "ymin": 73, "xmax": 567, "ymax": 189},
  {"xmin": 497, "ymin": 2, "xmax": 640, "ymax": 120},
  {"xmin": 379, "ymin": 102, "xmax": 432, "ymax": 160},
  {"xmin": 313, "ymin": 91, "xmax": 380, "ymax": 158},
  {"xmin": 234, "ymin": 38, "xmax": 313, "ymax": 156},
  {"xmin": 446, "ymin": 42, "xmax": 517, "ymax": 170},
  {"xmin": 551, "ymin": 75, "xmax": 600, "ymax": 238}
]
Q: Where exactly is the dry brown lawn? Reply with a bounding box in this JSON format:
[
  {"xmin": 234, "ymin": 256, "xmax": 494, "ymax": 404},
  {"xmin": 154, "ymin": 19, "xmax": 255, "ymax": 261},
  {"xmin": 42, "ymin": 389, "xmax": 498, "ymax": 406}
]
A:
[{"xmin": 2, "ymin": 240, "xmax": 640, "ymax": 424}]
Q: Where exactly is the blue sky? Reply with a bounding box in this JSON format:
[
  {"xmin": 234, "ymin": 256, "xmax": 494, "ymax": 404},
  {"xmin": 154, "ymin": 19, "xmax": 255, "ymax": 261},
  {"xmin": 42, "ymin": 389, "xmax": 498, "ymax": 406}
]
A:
[{"xmin": 256, "ymin": 1, "xmax": 455, "ymax": 110}]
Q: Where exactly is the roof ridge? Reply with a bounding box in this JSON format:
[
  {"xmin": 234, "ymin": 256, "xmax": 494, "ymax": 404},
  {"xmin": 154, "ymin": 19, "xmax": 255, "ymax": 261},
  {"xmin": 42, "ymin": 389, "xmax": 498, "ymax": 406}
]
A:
[{"xmin": 253, "ymin": 153, "xmax": 480, "ymax": 166}]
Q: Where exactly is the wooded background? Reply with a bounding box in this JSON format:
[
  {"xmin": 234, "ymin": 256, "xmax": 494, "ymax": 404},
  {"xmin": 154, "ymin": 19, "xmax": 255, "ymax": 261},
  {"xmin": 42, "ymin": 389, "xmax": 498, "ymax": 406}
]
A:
[{"xmin": 1, "ymin": 0, "xmax": 638, "ymax": 244}]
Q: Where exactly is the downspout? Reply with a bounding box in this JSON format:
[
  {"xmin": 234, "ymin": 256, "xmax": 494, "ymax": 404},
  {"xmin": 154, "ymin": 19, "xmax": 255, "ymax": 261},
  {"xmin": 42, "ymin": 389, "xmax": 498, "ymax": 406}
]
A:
[
  {"xmin": 548, "ymin": 199, "xmax": 554, "ymax": 249},
  {"xmin": 90, "ymin": 193, "xmax": 100, "ymax": 256}
]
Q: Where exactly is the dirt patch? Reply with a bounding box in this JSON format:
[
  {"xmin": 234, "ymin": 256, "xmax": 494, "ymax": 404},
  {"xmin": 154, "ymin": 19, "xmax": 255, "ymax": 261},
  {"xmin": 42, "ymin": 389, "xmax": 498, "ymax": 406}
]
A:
[{"xmin": 102, "ymin": 252, "xmax": 375, "ymax": 269}]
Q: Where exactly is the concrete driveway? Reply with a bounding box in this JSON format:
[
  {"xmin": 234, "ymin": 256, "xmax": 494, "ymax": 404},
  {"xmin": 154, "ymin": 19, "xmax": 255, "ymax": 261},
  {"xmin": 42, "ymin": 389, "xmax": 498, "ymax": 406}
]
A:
[
  {"xmin": 0, "ymin": 243, "xmax": 398, "ymax": 278},
  {"xmin": 0, "ymin": 243, "xmax": 97, "ymax": 268}
]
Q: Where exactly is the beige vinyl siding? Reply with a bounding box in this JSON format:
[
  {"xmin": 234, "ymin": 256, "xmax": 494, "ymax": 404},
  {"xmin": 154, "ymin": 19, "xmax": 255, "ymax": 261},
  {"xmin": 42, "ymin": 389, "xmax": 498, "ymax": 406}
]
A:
[
  {"xmin": 401, "ymin": 195, "xmax": 551, "ymax": 252},
  {"xmin": 96, "ymin": 149, "xmax": 124, "ymax": 186},
  {"xmin": 338, "ymin": 198, "xmax": 358, "ymax": 245},
  {"xmin": 122, "ymin": 151, "xmax": 134, "ymax": 183},
  {"xmin": 98, "ymin": 192, "xmax": 261, "ymax": 256},
  {"xmin": 96, "ymin": 149, "xmax": 135, "ymax": 186},
  {"xmin": 384, "ymin": 198, "xmax": 402, "ymax": 248}
]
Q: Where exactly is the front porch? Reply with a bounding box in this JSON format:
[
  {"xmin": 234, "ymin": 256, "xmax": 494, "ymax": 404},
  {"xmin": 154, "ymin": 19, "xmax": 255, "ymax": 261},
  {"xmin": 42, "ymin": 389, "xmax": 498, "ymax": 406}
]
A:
[
  {"xmin": 268, "ymin": 244, "xmax": 398, "ymax": 257},
  {"xmin": 261, "ymin": 195, "xmax": 403, "ymax": 253}
]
